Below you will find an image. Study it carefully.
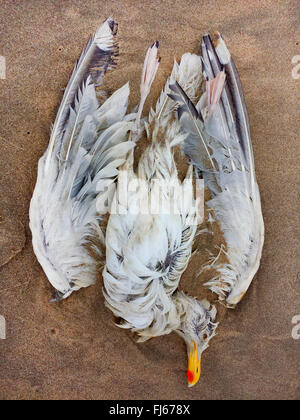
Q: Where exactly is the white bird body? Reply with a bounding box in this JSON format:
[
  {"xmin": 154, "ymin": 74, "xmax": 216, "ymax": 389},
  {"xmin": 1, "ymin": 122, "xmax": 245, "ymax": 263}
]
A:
[
  {"xmin": 103, "ymin": 49, "xmax": 218, "ymax": 386},
  {"xmin": 104, "ymin": 142, "xmax": 199, "ymax": 337},
  {"xmin": 30, "ymin": 19, "xmax": 135, "ymax": 299}
]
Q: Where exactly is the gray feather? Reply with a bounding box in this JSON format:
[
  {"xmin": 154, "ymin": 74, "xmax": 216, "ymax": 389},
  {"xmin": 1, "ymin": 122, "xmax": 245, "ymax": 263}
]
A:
[
  {"xmin": 168, "ymin": 82, "xmax": 216, "ymax": 172},
  {"xmin": 201, "ymin": 34, "xmax": 255, "ymax": 193},
  {"xmin": 45, "ymin": 18, "xmax": 118, "ymax": 173}
]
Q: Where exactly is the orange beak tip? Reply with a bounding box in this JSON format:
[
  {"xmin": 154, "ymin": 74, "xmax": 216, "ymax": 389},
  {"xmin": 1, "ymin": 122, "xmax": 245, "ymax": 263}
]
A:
[
  {"xmin": 187, "ymin": 370, "xmax": 194, "ymax": 383},
  {"xmin": 187, "ymin": 341, "xmax": 202, "ymax": 387}
]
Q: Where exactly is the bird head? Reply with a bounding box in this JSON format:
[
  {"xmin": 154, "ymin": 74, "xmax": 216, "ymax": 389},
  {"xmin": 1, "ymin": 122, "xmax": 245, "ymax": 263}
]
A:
[{"xmin": 175, "ymin": 293, "xmax": 218, "ymax": 387}]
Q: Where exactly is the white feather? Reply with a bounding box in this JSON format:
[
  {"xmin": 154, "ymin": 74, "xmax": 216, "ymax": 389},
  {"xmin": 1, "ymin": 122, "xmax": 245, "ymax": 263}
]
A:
[
  {"xmin": 103, "ymin": 142, "xmax": 199, "ymax": 337},
  {"xmin": 103, "ymin": 51, "xmax": 218, "ymax": 365}
]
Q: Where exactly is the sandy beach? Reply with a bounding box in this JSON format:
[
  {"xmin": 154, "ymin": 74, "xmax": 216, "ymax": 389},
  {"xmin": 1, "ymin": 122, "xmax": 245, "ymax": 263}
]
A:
[{"xmin": 0, "ymin": 0, "xmax": 299, "ymax": 400}]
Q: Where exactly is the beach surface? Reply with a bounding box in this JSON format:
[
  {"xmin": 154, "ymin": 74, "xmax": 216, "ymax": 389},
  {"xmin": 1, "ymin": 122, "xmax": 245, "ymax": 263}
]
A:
[{"xmin": 0, "ymin": 0, "xmax": 299, "ymax": 400}]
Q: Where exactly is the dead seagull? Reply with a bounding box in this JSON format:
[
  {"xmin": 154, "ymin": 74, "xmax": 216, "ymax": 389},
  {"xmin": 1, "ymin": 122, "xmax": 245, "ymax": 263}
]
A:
[
  {"xmin": 103, "ymin": 46, "xmax": 218, "ymax": 388},
  {"xmin": 169, "ymin": 33, "xmax": 264, "ymax": 308},
  {"xmin": 29, "ymin": 18, "xmax": 136, "ymax": 300},
  {"xmin": 29, "ymin": 21, "xmax": 263, "ymax": 389}
]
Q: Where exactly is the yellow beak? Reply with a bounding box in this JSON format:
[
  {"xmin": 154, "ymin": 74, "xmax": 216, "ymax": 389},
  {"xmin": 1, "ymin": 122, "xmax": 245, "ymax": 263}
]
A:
[{"xmin": 187, "ymin": 341, "xmax": 201, "ymax": 387}]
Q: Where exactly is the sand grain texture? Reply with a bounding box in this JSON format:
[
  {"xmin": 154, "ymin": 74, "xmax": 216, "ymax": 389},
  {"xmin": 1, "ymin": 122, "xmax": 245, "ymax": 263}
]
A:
[{"xmin": 0, "ymin": 0, "xmax": 299, "ymax": 400}]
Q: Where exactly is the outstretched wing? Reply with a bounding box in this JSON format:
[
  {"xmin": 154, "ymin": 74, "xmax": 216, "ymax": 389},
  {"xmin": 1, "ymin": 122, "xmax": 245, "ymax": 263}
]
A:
[
  {"xmin": 29, "ymin": 19, "xmax": 135, "ymax": 300},
  {"xmin": 170, "ymin": 34, "xmax": 264, "ymax": 308}
]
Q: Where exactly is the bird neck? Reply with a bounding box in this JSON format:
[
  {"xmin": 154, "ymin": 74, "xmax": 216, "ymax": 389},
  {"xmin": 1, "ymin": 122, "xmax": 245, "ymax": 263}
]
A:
[{"xmin": 172, "ymin": 291, "xmax": 193, "ymax": 325}]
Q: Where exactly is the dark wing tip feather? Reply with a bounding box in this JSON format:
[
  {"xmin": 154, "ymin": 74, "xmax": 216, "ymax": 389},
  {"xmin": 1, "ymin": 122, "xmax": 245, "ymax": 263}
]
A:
[
  {"xmin": 167, "ymin": 93, "xmax": 178, "ymax": 102},
  {"xmin": 169, "ymin": 82, "xmax": 202, "ymax": 121},
  {"xmin": 107, "ymin": 18, "xmax": 118, "ymax": 35},
  {"xmin": 204, "ymin": 32, "xmax": 254, "ymax": 177},
  {"xmin": 202, "ymin": 34, "xmax": 223, "ymax": 76}
]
